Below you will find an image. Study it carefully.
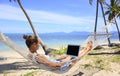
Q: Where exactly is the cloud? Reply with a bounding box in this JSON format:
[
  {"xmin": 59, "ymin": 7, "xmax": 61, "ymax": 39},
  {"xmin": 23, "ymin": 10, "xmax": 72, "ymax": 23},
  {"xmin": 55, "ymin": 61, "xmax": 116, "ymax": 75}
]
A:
[
  {"xmin": 0, "ymin": 4, "xmax": 26, "ymax": 21},
  {"xmin": 2, "ymin": 4, "xmax": 111, "ymax": 33},
  {"xmin": 0, "ymin": 4, "xmax": 95, "ymax": 26}
]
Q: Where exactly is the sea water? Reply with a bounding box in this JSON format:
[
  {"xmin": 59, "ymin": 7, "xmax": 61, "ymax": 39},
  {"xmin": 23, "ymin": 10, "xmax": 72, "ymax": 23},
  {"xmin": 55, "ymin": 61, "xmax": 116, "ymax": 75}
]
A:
[{"xmin": 0, "ymin": 32, "xmax": 119, "ymax": 51}]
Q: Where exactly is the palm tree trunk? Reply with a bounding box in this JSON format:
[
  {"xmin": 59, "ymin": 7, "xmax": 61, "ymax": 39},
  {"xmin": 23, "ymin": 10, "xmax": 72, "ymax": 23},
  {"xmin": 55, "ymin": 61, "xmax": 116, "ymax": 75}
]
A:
[
  {"xmin": 17, "ymin": 0, "xmax": 37, "ymax": 36},
  {"xmin": 100, "ymin": 2, "xmax": 111, "ymax": 45},
  {"xmin": 94, "ymin": 0, "xmax": 99, "ymax": 34},
  {"xmin": 94, "ymin": 0, "xmax": 99, "ymax": 41},
  {"xmin": 17, "ymin": 0, "xmax": 46, "ymax": 51},
  {"xmin": 114, "ymin": 18, "xmax": 120, "ymax": 41}
]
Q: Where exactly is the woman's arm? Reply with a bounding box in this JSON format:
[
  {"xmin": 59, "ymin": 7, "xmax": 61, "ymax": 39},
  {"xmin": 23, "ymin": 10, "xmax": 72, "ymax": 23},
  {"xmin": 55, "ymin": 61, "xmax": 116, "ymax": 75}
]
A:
[{"xmin": 35, "ymin": 54, "xmax": 65, "ymax": 68}]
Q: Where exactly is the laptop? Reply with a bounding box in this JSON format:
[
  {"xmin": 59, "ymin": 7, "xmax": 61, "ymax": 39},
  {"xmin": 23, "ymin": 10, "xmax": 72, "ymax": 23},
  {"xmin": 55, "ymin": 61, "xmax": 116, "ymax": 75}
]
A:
[{"xmin": 66, "ymin": 44, "xmax": 80, "ymax": 57}]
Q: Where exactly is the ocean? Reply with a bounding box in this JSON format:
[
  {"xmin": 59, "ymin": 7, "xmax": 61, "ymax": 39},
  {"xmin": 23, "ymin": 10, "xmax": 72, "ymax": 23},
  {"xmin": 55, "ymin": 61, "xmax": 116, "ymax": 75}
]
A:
[{"xmin": 0, "ymin": 32, "xmax": 119, "ymax": 51}]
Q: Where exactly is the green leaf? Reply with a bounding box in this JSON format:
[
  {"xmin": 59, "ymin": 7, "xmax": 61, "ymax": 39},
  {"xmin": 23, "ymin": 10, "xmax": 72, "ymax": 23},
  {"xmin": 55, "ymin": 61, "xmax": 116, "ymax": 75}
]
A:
[{"xmin": 89, "ymin": 0, "xmax": 93, "ymax": 5}]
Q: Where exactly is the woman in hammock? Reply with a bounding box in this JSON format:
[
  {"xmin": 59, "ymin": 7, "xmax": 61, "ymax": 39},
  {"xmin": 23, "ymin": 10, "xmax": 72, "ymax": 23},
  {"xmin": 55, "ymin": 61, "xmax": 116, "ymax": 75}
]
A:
[{"xmin": 23, "ymin": 35, "xmax": 93, "ymax": 68}]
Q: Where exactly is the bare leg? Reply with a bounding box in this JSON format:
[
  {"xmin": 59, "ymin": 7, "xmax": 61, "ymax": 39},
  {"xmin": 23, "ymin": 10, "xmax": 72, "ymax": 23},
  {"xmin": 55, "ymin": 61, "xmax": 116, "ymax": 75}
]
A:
[
  {"xmin": 71, "ymin": 41, "xmax": 93, "ymax": 64},
  {"xmin": 55, "ymin": 55, "xmax": 68, "ymax": 60},
  {"xmin": 61, "ymin": 56, "xmax": 71, "ymax": 62},
  {"xmin": 56, "ymin": 55, "xmax": 72, "ymax": 62},
  {"xmin": 78, "ymin": 41, "xmax": 93, "ymax": 59},
  {"xmin": 57, "ymin": 41, "xmax": 93, "ymax": 63}
]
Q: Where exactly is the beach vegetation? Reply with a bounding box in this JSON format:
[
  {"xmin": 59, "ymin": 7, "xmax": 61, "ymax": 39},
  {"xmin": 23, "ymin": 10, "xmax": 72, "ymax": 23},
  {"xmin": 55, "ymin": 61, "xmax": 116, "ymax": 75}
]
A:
[
  {"xmin": 83, "ymin": 48, "xmax": 114, "ymax": 70},
  {"xmin": 52, "ymin": 47, "xmax": 67, "ymax": 55},
  {"xmin": 94, "ymin": 58, "xmax": 108, "ymax": 70},
  {"xmin": 119, "ymin": 71, "xmax": 120, "ymax": 74},
  {"xmin": 83, "ymin": 56, "xmax": 111, "ymax": 70},
  {"xmin": 111, "ymin": 55, "xmax": 120, "ymax": 63},
  {"xmin": 83, "ymin": 64, "xmax": 93, "ymax": 70},
  {"xmin": 3, "ymin": 72, "xmax": 8, "ymax": 76},
  {"xmin": 24, "ymin": 71, "xmax": 34, "ymax": 76},
  {"xmin": 24, "ymin": 71, "xmax": 39, "ymax": 76}
]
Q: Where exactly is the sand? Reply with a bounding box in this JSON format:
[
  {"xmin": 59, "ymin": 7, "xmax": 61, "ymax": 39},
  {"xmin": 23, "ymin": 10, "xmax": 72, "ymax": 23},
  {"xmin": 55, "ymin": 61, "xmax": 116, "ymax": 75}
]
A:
[{"xmin": 0, "ymin": 46, "xmax": 120, "ymax": 76}]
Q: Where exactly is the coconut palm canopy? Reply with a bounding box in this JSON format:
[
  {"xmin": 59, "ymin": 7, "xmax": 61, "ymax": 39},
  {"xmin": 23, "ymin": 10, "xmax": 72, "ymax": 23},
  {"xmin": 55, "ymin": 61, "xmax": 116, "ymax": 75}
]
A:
[
  {"xmin": 9, "ymin": 0, "xmax": 16, "ymax": 2},
  {"xmin": 104, "ymin": 0, "xmax": 120, "ymax": 21},
  {"xmin": 89, "ymin": 0, "xmax": 120, "ymax": 20}
]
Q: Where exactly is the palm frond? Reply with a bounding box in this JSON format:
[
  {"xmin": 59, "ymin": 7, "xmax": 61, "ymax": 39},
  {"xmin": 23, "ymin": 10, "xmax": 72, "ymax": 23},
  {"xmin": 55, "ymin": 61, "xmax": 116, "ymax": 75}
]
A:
[
  {"xmin": 110, "ymin": 0, "xmax": 114, "ymax": 6},
  {"xmin": 108, "ymin": 13, "xmax": 113, "ymax": 21},
  {"xmin": 89, "ymin": 0, "xmax": 93, "ymax": 5},
  {"xmin": 99, "ymin": 0, "xmax": 105, "ymax": 3},
  {"xmin": 105, "ymin": 11, "xmax": 111, "ymax": 15},
  {"xmin": 9, "ymin": 0, "xmax": 16, "ymax": 2}
]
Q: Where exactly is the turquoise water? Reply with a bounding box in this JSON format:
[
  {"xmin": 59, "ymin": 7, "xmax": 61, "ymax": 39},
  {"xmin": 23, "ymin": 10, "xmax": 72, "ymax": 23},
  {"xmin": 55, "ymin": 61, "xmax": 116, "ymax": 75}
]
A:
[{"xmin": 0, "ymin": 32, "xmax": 119, "ymax": 51}]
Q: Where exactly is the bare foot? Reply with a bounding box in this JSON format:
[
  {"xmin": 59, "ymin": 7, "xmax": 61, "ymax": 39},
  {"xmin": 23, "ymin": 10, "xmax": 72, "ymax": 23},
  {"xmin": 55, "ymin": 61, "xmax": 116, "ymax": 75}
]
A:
[{"xmin": 87, "ymin": 41, "xmax": 93, "ymax": 50}]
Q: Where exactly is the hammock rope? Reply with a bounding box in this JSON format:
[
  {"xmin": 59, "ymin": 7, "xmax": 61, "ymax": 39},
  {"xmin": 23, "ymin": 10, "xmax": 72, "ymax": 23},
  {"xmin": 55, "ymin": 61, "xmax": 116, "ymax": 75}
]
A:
[
  {"xmin": 0, "ymin": 13, "xmax": 117, "ymax": 74},
  {"xmin": 0, "ymin": 29, "xmax": 112, "ymax": 73},
  {"xmin": 0, "ymin": 23, "xmax": 113, "ymax": 75},
  {"xmin": 81, "ymin": 23, "xmax": 113, "ymax": 49}
]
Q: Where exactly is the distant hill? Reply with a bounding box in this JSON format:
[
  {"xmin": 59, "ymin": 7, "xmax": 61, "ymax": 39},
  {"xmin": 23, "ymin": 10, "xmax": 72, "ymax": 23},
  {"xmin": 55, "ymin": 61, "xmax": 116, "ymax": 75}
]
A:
[
  {"xmin": 4, "ymin": 31, "xmax": 118, "ymax": 36},
  {"xmin": 39, "ymin": 31, "xmax": 92, "ymax": 36}
]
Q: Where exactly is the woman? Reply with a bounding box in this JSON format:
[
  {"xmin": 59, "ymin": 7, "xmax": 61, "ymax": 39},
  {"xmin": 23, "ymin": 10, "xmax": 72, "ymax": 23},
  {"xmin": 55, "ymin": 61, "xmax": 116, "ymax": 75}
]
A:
[{"xmin": 23, "ymin": 35, "xmax": 93, "ymax": 68}]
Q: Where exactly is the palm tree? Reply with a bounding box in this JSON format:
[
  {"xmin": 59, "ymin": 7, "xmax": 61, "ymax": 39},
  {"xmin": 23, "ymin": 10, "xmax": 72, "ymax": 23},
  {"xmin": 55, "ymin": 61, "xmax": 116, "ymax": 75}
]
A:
[
  {"xmin": 89, "ymin": 0, "xmax": 106, "ymax": 5},
  {"xmin": 9, "ymin": 0, "xmax": 16, "ymax": 2},
  {"xmin": 99, "ymin": 1, "xmax": 111, "ymax": 44},
  {"xmin": 89, "ymin": 0, "xmax": 111, "ymax": 45},
  {"xmin": 104, "ymin": 0, "xmax": 120, "ymax": 41},
  {"xmin": 9, "ymin": 0, "xmax": 55, "ymax": 54}
]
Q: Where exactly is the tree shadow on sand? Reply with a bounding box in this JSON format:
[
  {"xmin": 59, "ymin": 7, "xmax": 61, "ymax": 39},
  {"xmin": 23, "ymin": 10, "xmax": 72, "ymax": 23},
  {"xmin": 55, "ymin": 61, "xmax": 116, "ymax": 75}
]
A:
[
  {"xmin": 88, "ymin": 50, "xmax": 120, "ymax": 55},
  {"xmin": 72, "ymin": 72, "xmax": 84, "ymax": 76},
  {"xmin": 0, "ymin": 61, "xmax": 40, "ymax": 73}
]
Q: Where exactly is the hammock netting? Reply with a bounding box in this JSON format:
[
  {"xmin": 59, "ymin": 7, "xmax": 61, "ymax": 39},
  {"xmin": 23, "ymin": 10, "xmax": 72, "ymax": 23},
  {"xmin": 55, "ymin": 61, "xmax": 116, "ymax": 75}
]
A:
[{"xmin": 0, "ymin": 18, "xmax": 114, "ymax": 75}]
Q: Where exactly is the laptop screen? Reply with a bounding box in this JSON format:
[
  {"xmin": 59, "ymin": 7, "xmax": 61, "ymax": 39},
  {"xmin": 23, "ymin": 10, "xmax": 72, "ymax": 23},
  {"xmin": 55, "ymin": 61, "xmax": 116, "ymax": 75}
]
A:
[{"xmin": 66, "ymin": 45, "xmax": 80, "ymax": 57}]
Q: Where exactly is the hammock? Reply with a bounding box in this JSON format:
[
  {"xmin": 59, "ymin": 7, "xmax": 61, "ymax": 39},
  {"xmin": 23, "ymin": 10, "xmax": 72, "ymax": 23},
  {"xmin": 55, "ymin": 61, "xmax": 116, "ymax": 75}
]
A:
[{"xmin": 0, "ymin": 30, "xmax": 112, "ymax": 75}]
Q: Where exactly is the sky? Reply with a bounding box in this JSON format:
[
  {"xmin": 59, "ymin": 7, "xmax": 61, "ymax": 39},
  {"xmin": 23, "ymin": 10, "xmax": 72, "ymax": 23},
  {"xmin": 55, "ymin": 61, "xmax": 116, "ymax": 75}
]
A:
[{"xmin": 0, "ymin": 0, "xmax": 119, "ymax": 33}]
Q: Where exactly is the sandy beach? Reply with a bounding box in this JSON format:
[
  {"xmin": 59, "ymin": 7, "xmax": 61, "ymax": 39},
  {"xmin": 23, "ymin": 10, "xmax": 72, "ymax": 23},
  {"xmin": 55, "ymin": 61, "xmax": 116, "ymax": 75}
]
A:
[
  {"xmin": 0, "ymin": 50, "xmax": 41, "ymax": 76},
  {"xmin": 0, "ymin": 45, "xmax": 120, "ymax": 76}
]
